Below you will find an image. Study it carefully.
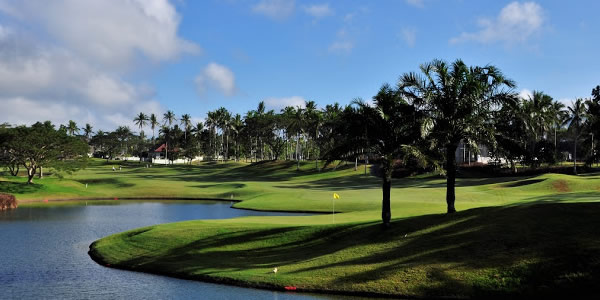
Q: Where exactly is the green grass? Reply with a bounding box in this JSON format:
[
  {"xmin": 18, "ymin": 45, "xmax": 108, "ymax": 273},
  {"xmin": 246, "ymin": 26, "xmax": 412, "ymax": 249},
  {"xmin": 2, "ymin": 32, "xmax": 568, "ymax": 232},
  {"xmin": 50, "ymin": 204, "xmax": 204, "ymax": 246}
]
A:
[{"xmin": 3, "ymin": 159, "xmax": 600, "ymax": 298}]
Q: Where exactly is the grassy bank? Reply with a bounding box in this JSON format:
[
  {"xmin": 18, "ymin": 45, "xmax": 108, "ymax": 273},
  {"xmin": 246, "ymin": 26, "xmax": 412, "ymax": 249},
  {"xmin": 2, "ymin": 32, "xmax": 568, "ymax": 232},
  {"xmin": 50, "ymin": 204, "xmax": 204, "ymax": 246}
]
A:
[
  {"xmin": 3, "ymin": 159, "xmax": 600, "ymax": 297},
  {"xmin": 89, "ymin": 203, "xmax": 600, "ymax": 299}
]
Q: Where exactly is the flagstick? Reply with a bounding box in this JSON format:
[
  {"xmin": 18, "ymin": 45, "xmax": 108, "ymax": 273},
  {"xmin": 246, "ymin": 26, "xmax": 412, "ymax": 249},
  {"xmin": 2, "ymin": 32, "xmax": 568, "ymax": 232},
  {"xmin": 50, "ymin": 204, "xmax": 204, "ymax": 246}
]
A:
[{"xmin": 332, "ymin": 198, "xmax": 335, "ymax": 224}]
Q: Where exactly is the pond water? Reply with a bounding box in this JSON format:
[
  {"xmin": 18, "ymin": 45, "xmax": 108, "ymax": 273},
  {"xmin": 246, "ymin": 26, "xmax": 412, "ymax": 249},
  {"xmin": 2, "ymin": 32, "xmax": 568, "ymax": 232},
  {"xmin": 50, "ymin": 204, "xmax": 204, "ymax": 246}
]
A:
[{"xmin": 0, "ymin": 201, "xmax": 361, "ymax": 300}]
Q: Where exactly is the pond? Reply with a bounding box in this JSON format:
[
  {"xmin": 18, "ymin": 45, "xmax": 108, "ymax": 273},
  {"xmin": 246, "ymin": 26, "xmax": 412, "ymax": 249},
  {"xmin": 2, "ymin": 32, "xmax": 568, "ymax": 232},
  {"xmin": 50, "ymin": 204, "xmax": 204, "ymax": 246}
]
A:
[{"xmin": 0, "ymin": 201, "xmax": 362, "ymax": 299}]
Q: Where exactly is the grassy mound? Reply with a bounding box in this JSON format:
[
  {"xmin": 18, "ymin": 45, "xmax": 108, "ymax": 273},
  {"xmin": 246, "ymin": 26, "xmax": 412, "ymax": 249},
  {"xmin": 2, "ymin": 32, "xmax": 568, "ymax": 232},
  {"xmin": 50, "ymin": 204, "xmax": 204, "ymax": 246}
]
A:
[{"xmin": 90, "ymin": 203, "xmax": 600, "ymax": 299}]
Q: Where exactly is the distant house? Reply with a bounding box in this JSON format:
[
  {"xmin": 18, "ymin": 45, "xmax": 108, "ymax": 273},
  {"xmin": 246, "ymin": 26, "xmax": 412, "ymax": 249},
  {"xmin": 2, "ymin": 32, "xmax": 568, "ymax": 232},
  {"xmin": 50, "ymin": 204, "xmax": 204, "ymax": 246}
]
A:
[
  {"xmin": 455, "ymin": 140, "xmax": 493, "ymax": 165},
  {"xmin": 149, "ymin": 143, "xmax": 177, "ymax": 160}
]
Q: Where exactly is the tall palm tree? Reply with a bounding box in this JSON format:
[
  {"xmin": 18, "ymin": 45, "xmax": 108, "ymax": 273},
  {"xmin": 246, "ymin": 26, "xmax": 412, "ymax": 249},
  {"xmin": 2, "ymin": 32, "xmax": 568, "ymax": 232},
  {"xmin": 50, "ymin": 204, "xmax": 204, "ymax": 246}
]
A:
[
  {"xmin": 162, "ymin": 110, "xmax": 176, "ymax": 162},
  {"xmin": 115, "ymin": 126, "xmax": 132, "ymax": 155},
  {"xmin": 83, "ymin": 123, "xmax": 93, "ymax": 141},
  {"xmin": 149, "ymin": 113, "xmax": 158, "ymax": 141},
  {"xmin": 566, "ymin": 99, "xmax": 587, "ymax": 174},
  {"xmin": 549, "ymin": 101, "xmax": 566, "ymax": 158},
  {"xmin": 205, "ymin": 111, "xmax": 218, "ymax": 160},
  {"xmin": 180, "ymin": 114, "xmax": 192, "ymax": 140},
  {"xmin": 304, "ymin": 101, "xmax": 323, "ymax": 170},
  {"xmin": 133, "ymin": 112, "xmax": 148, "ymax": 135},
  {"xmin": 192, "ymin": 121, "xmax": 204, "ymax": 153},
  {"xmin": 230, "ymin": 114, "xmax": 243, "ymax": 161},
  {"xmin": 163, "ymin": 110, "xmax": 176, "ymax": 128},
  {"xmin": 326, "ymin": 84, "xmax": 425, "ymax": 227},
  {"xmin": 399, "ymin": 59, "xmax": 516, "ymax": 214},
  {"xmin": 67, "ymin": 120, "xmax": 79, "ymax": 136}
]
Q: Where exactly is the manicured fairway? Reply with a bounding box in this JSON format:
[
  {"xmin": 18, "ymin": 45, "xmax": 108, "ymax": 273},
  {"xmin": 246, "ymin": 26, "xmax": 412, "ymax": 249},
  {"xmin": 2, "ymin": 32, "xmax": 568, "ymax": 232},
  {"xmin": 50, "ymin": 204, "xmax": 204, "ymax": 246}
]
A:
[{"xmin": 3, "ymin": 159, "xmax": 600, "ymax": 298}]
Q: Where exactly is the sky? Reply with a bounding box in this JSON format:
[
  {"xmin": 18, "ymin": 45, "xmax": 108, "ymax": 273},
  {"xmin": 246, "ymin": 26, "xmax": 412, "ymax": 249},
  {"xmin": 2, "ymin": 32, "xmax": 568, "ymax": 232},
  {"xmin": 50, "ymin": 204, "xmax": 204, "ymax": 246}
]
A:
[{"xmin": 0, "ymin": 0, "xmax": 599, "ymax": 132}]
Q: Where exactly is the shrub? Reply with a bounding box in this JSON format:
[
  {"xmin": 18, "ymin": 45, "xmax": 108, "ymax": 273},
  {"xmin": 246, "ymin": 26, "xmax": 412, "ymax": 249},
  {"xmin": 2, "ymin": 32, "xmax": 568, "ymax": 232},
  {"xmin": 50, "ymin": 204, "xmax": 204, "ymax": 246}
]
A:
[{"xmin": 0, "ymin": 193, "xmax": 17, "ymax": 210}]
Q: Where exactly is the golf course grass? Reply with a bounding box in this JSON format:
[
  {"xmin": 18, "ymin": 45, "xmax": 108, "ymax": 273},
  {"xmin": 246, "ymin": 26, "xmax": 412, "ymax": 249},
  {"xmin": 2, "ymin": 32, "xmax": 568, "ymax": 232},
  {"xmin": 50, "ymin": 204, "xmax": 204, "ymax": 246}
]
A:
[{"xmin": 3, "ymin": 159, "xmax": 600, "ymax": 298}]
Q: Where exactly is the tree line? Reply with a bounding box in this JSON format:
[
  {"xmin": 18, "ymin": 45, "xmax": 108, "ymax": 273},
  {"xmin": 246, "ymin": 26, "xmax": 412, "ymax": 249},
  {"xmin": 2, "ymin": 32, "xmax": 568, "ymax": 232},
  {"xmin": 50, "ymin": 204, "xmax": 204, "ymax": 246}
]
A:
[{"xmin": 2, "ymin": 59, "xmax": 599, "ymax": 226}]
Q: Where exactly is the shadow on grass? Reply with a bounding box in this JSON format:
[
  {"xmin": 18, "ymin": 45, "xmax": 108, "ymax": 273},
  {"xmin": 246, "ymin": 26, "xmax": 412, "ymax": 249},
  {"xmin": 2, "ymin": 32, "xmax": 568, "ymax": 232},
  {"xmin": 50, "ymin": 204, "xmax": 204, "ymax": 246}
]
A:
[
  {"xmin": 112, "ymin": 202, "xmax": 600, "ymax": 298},
  {"xmin": 76, "ymin": 178, "xmax": 135, "ymax": 188},
  {"xmin": 0, "ymin": 181, "xmax": 44, "ymax": 194}
]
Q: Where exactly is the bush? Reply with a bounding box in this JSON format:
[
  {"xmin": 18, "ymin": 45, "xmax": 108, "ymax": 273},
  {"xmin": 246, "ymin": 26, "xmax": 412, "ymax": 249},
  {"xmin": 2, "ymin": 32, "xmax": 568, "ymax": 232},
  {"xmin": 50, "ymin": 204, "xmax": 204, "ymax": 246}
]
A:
[{"xmin": 0, "ymin": 193, "xmax": 17, "ymax": 210}]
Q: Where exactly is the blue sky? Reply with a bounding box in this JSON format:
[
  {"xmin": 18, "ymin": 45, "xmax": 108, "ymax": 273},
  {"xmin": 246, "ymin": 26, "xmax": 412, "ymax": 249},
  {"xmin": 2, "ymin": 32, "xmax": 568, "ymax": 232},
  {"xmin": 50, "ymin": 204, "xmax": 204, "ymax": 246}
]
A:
[{"xmin": 0, "ymin": 0, "xmax": 598, "ymax": 131}]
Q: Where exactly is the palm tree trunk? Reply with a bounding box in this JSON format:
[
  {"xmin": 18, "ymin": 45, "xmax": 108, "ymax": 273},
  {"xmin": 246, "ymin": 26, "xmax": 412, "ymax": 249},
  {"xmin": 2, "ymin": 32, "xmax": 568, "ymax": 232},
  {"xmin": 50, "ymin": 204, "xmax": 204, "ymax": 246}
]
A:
[
  {"xmin": 574, "ymin": 136, "xmax": 578, "ymax": 175},
  {"xmin": 382, "ymin": 174, "xmax": 391, "ymax": 228},
  {"xmin": 446, "ymin": 144, "xmax": 457, "ymax": 213},
  {"xmin": 296, "ymin": 133, "xmax": 300, "ymax": 171}
]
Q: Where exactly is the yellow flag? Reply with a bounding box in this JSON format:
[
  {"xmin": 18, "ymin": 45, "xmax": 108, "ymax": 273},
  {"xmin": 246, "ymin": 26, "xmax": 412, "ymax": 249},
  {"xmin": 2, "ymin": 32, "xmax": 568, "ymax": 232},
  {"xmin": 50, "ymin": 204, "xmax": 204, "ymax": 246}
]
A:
[{"xmin": 333, "ymin": 193, "xmax": 340, "ymax": 199}]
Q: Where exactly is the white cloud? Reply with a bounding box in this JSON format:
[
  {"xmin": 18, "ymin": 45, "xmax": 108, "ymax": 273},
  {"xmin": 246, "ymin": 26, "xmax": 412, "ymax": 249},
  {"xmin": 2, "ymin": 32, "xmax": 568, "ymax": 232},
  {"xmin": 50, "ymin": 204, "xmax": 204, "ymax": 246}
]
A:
[
  {"xmin": 303, "ymin": 4, "xmax": 333, "ymax": 18},
  {"xmin": 252, "ymin": 0, "xmax": 295, "ymax": 20},
  {"xmin": 195, "ymin": 63, "xmax": 237, "ymax": 96},
  {"xmin": 405, "ymin": 0, "xmax": 425, "ymax": 8},
  {"xmin": 450, "ymin": 2, "xmax": 545, "ymax": 45},
  {"xmin": 0, "ymin": 3, "xmax": 188, "ymax": 130},
  {"xmin": 264, "ymin": 96, "xmax": 307, "ymax": 111},
  {"xmin": 0, "ymin": 0, "xmax": 199, "ymax": 69},
  {"xmin": 400, "ymin": 27, "xmax": 417, "ymax": 47},
  {"xmin": 518, "ymin": 89, "xmax": 533, "ymax": 100},
  {"xmin": 329, "ymin": 29, "xmax": 354, "ymax": 54}
]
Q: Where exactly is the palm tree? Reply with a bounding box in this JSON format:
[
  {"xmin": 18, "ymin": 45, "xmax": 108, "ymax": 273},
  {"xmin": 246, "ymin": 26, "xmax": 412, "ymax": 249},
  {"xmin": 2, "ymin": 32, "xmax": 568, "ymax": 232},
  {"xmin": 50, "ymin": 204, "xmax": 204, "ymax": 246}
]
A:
[
  {"xmin": 163, "ymin": 110, "xmax": 176, "ymax": 128},
  {"xmin": 326, "ymin": 84, "xmax": 425, "ymax": 227},
  {"xmin": 162, "ymin": 110, "xmax": 176, "ymax": 163},
  {"xmin": 566, "ymin": 99, "xmax": 587, "ymax": 174},
  {"xmin": 180, "ymin": 114, "xmax": 192, "ymax": 140},
  {"xmin": 149, "ymin": 113, "xmax": 158, "ymax": 141},
  {"xmin": 399, "ymin": 59, "xmax": 516, "ymax": 213},
  {"xmin": 304, "ymin": 101, "xmax": 323, "ymax": 170},
  {"xmin": 83, "ymin": 123, "xmax": 93, "ymax": 141},
  {"xmin": 133, "ymin": 112, "xmax": 148, "ymax": 135},
  {"xmin": 205, "ymin": 111, "xmax": 218, "ymax": 160},
  {"xmin": 67, "ymin": 120, "xmax": 79, "ymax": 136},
  {"xmin": 230, "ymin": 114, "xmax": 243, "ymax": 161},
  {"xmin": 549, "ymin": 101, "xmax": 566, "ymax": 158},
  {"xmin": 115, "ymin": 126, "xmax": 132, "ymax": 155}
]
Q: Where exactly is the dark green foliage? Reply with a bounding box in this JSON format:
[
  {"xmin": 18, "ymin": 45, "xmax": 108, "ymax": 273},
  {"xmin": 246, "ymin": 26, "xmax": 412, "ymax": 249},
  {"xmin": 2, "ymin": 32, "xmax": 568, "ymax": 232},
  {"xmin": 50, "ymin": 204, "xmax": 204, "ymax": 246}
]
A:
[
  {"xmin": 399, "ymin": 59, "xmax": 517, "ymax": 213},
  {"xmin": 1, "ymin": 121, "xmax": 89, "ymax": 183}
]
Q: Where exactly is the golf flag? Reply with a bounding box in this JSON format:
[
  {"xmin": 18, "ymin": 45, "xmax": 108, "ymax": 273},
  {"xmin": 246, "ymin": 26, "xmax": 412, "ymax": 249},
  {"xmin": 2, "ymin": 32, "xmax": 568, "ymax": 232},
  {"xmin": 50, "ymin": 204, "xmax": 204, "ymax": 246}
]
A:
[{"xmin": 333, "ymin": 193, "xmax": 340, "ymax": 199}]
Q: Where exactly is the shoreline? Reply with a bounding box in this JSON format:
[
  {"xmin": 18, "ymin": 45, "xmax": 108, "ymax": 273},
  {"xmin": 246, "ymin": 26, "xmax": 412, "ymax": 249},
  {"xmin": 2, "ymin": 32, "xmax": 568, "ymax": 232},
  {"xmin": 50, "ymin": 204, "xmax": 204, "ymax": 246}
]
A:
[{"xmin": 87, "ymin": 242, "xmax": 428, "ymax": 300}]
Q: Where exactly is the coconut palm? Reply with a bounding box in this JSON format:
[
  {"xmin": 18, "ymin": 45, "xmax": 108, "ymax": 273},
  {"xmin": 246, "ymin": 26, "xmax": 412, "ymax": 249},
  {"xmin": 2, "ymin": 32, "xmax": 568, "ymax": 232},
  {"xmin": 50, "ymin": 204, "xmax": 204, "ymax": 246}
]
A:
[
  {"xmin": 163, "ymin": 110, "xmax": 176, "ymax": 128},
  {"xmin": 230, "ymin": 114, "xmax": 243, "ymax": 161},
  {"xmin": 566, "ymin": 99, "xmax": 587, "ymax": 174},
  {"xmin": 83, "ymin": 123, "xmax": 93, "ymax": 141},
  {"xmin": 162, "ymin": 110, "xmax": 176, "ymax": 163},
  {"xmin": 133, "ymin": 112, "xmax": 148, "ymax": 135},
  {"xmin": 549, "ymin": 101, "xmax": 567, "ymax": 158},
  {"xmin": 149, "ymin": 113, "xmax": 158, "ymax": 141},
  {"xmin": 325, "ymin": 84, "xmax": 425, "ymax": 227},
  {"xmin": 67, "ymin": 120, "xmax": 79, "ymax": 136},
  {"xmin": 399, "ymin": 59, "xmax": 516, "ymax": 213},
  {"xmin": 180, "ymin": 114, "xmax": 192, "ymax": 140},
  {"xmin": 304, "ymin": 101, "xmax": 323, "ymax": 170},
  {"xmin": 205, "ymin": 111, "xmax": 218, "ymax": 160}
]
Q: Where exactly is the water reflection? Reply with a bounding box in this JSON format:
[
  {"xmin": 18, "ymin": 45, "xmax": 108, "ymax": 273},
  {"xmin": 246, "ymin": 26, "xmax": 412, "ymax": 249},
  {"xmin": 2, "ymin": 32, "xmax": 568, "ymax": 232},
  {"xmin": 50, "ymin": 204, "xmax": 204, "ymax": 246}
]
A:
[{"xmin": 1, "ymin": 201, "xmax": 366, "ymax": 300}]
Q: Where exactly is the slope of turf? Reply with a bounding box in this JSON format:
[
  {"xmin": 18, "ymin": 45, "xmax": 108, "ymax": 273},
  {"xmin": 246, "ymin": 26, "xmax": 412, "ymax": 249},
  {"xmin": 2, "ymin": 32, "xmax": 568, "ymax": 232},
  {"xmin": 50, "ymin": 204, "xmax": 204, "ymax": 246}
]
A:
[
  {"xmin": 89, "ymin": 202, "xmax": 600, "ymax": 299},
  {"xmin": 3, "ymin": 159, "xmax": 600, "ymax": 297}
]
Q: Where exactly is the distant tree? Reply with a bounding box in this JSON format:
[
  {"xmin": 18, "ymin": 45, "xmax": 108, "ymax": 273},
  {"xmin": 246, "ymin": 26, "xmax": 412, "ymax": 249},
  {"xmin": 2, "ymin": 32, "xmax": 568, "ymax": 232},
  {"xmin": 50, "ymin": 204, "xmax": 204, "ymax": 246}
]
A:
[
  {"xmin": 149, "ymin": 113, "xmax": 159, "ymax": 141},
  {"xmin": 133, "ymin": 112, "xmax": 148, "ymax": 135},
  {"xmin": 67, "ymin": 120, "xmax": 79, "ymax": 136},
  {"xmin": 399, "ymin": 59, "xmax": 516, "ymax": 213},
  {"xmin": 162, "ymin": 110, "xmax": 176, "ymax": 162},
  {"xmin": 566, "ymin": 99, "xmax": 587, "ymax": 174},
  {"xmin": 587, "ymin": 86, "xmax": 600, "ymax": 164},
  {"xmin": 3, "ymin": 121, "xmax": 88, "ymax": 183},
  {"xmin": 180, "ymin": 114, "xmax": 192, "ymax": 140},
  {"xmin": 83, "ymin": 123, "xmax": 94, "ymax": 141},
  {"xmin": 230, "ymin": 114, "xmax": 243, "ymax": 161},
  {"xmin": 115, "ymin": 126, "xmax": 132, "ymax": 156}
]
